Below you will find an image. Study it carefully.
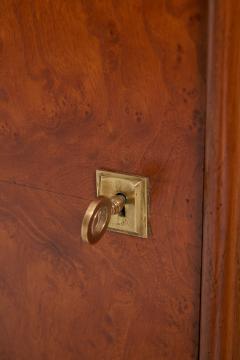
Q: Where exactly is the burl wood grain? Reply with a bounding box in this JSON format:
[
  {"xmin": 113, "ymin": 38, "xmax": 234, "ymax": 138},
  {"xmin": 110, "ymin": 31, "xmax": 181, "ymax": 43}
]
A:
[
  {"xmin": 200, "ymin": 1, "xmax": 240, "ymax": 359},
  {"xmin": 0, "ymin": 1, "xmax": 206, "ymax": 359}
]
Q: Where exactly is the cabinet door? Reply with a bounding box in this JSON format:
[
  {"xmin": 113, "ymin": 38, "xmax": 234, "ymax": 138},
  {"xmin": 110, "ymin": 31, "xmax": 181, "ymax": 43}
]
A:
[{"xmin": 0, "ymin": 1, "xmax": 206, "ymax": 359}]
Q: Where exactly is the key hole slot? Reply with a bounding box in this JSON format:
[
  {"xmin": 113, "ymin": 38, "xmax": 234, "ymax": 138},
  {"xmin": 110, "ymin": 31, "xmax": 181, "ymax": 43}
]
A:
[{"xmin": 116, "ymin": 192, "xmax": 127, "ymax": 217}]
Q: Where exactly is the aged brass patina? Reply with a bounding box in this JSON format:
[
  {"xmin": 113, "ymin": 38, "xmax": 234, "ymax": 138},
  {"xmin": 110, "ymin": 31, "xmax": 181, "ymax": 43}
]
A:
[{"xmin": 81, "ymin": 170, "xmax": 149, "ymax": 244}]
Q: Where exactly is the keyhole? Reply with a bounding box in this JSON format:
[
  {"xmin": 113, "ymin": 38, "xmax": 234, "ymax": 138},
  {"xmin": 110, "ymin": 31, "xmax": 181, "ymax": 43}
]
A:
[{"xmin": 116, "ymin": 192, "xmax": 127, "ymax": 217}]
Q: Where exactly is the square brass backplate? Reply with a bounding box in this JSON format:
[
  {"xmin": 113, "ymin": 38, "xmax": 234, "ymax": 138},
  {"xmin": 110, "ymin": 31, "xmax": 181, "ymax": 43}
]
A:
[{"xmin": 96, "ymin": 170, "xmax": 149, "ymax": 238}]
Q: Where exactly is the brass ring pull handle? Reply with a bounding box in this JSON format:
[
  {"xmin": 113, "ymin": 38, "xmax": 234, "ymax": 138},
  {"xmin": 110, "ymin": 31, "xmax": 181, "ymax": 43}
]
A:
[{"xmin": 81, "ymin": 194, "xmax": 126, "ymax": 244}]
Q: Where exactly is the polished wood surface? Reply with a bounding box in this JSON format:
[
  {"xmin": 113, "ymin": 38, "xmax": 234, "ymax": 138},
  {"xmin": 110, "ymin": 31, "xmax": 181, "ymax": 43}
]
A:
[
  {"xmin": 200, "ymin": 1, "xmax": 240, "ymax": 359},
  {"xmin": 0, "ymin": 1, "xmax": 206, "ymax": 359}
]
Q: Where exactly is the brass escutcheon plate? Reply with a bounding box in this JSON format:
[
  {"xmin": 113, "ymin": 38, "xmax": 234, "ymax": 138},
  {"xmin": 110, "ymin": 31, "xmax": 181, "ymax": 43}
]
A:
[{"xmin": 96, "ymin": 170, "xmax": 149, "ymax": 238}]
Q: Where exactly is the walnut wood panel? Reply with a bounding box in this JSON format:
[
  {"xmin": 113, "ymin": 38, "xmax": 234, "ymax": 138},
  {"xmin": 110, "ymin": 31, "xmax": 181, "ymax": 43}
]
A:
[
  {"xmin": 200, "ymin": 1, "xmax": 240, "ymax": 359},
  {"xmin": 0, "ymin": 1, "xmax": 206, "ymax": 359}
]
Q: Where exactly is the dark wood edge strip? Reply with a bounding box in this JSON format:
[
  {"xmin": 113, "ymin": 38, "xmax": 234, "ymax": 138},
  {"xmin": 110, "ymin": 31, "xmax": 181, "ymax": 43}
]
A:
[{"xmin": 200, "ymin": 1, "xmax": 240, "ymax": 359}]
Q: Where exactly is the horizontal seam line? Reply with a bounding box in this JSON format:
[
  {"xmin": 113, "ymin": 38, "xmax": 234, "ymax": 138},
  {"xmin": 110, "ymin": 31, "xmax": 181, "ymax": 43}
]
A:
[{"xmin": 0, "ymin": 179, "xmax": 86, "ymax": 200}]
